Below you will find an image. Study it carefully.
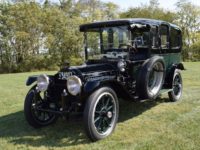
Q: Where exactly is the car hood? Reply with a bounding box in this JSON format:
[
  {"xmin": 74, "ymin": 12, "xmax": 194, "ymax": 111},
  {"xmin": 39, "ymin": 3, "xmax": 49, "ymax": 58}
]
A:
[{"xmin": 57, "ymin": 63, "xmax": 118, "ymax": 81}]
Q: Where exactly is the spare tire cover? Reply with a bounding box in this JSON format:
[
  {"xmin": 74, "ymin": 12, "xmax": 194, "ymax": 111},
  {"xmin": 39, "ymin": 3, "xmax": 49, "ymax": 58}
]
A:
[{"xmin": 136, "ymin": 56, "xmax": 165, "ymax": 99}]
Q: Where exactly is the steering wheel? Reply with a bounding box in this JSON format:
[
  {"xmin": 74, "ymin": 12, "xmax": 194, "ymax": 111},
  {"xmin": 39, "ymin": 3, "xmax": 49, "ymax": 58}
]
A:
[{"xmin": 118, "ymin": 43, "xmax": 138, "ymax": 53}]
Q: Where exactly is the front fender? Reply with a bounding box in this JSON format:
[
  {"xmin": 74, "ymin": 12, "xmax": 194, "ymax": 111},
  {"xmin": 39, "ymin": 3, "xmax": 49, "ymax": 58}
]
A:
[
  {"xmin": 83, "ymin": 79, "xmax": 133, "ymax": 100},
  {"xmin": 83, "ymin": 81, "xmax": 100, "ymax": 94},
  {"xmin": 26, "ymin": 76, "xmax": 38, "ymax": 86}
]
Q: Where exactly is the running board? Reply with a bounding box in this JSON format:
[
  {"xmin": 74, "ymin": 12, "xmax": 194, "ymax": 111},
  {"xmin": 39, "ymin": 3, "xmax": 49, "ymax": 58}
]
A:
[
  {"xmin": 159, "ymin": 89, "xmax": 173, "ymax": 94},
  {"xmin": 132, "ymin": 88, "xmax": 173, "ymax": 102}
]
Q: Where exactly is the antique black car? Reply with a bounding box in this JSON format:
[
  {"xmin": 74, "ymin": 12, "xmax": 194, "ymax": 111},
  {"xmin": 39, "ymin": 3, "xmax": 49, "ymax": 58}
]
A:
[{"xmin": 24, "ymin": 18, "xmax": 184, "ymax": 141}]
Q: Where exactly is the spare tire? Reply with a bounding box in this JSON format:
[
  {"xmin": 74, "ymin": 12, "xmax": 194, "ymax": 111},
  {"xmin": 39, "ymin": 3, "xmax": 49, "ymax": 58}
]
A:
[{"xmin": 136, "ymin": 56, "xmax": 165, "ymax": 99}]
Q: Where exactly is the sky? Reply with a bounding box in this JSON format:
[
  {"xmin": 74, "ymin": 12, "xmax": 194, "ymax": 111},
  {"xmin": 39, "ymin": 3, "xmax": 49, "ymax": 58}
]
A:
[{"xmin": 101, "ymin": 0, "xmax": 200, "ymax": 11}]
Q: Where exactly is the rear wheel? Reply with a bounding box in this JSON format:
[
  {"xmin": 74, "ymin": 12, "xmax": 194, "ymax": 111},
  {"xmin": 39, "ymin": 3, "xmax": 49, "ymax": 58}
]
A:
[
  {"xmin": 24, "ymin": 86, "xmax": 58, "ymax": 128},
  {"xmin": 168, "ymin": 70, "xmax": 183, "ymax": 102},
  {"xmin": 84, "ymin": 87, "xmax": 119, "ymax": 141}
]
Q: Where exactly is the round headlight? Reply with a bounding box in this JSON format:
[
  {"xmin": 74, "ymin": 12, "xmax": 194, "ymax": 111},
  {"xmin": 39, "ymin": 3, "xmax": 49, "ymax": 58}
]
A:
[
  {"xmin": 37, "ymin": 74, "xmax": 49, "ymax": 92},
  {"xmin": 67, "ymin": 76, "xmax": 82, "ymax": 96},
  {"xmin": 117, "ymin": 60, "xmax": 126, "ymax": 72}
]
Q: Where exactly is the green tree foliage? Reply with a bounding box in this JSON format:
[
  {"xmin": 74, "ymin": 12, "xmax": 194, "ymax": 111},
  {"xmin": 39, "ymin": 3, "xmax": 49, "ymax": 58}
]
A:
[
  {"xmin": 0, "ymin": 0, "xmax": 199, "ymax": 73},
  {"xmin": 175, "ymin": 0, "xmax": 200, "ymax": 61},
  {"xmin": 189, "ymin": 32, "xmax": 200, "ymax": 61},
  {"xmin": 120, "ymin": 0, "xmax": 176, "ymax": 23},
  {"xmin": 0, "ymin": 0, "xmax": 119, "ymax": 73}
]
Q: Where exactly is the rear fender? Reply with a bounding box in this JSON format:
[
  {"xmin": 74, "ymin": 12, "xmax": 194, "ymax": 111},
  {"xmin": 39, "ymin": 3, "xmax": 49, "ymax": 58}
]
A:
[
  {"xmin": 173, "ymin": 63, "xmax": 185, "ymax": 70},
  {"xmin": 165, "ymin": 63, "xmax": 185, "ymax": 88}
]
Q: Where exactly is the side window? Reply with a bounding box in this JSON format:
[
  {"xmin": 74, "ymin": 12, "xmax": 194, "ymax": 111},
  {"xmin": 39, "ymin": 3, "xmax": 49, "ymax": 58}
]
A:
[
  {"xmin": 151, "ymin": 26, "xmax": 159, "ymax": 49},
  {"xmin": 102, "ymin": 30, "xmax": 109, "ymax": 49},
  {"xmin": 160, "ymin": 25, "xmax": 169, "ymax": 49},
  {"xmin": 170, "ymin": 28, "xmax": 181, "ymax": 50}
]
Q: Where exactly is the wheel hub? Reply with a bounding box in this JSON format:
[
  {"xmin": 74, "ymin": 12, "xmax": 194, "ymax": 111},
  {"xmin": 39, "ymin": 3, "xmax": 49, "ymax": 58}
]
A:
[{"xmin": 107, "ymin": 111, "xmax": 112, "ymax": 118}]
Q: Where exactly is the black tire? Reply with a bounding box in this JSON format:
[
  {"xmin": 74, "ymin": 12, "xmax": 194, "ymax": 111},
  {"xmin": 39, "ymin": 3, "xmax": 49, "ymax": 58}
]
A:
[
  {"xmin": 84, "ymin": 87, "xmax": 119, "ymax": 141},
  {"xmin": 24, "ymin": 86, "xmax": 58, "ymax": 128},
  {"xmin": 168, "ymin": 69, "xmax": 183, "ymax": 102},
  {"xmin": 136, "ymin": 56, "xmax": 165, "ymax": 99}
]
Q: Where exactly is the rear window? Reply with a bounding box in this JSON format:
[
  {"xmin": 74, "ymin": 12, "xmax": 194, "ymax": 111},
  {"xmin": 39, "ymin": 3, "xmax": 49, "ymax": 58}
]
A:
[{"xmin": 170, "ymin": 28, "xmax": 181, "ymax": 49}]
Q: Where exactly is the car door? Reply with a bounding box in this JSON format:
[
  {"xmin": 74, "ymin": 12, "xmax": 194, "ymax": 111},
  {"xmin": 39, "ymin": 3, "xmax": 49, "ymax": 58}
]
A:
[
  {"xmin": 169, "ymin": 27, "xmax": 182, "ymax": 66},
  {"xmin": 159, "ymin": 24, "xmax": 171, "ymax": 71}
]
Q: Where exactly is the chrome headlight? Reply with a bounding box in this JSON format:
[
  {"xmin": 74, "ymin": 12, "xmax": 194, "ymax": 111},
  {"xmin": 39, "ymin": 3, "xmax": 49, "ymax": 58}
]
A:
[
  {"xmin": 117, "ymin": 60, "xmax": 126, "ymax": 72},
  {"xmin": 67, "ymin": 76, "xmax": 82, "ymax": 96},
  {"xmin": 37, "ymin": 74, "xmax": 49, "ymax": 92}
]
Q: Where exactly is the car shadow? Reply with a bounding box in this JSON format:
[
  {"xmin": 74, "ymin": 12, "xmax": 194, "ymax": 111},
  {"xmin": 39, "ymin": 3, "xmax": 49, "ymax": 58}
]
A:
[
  {"xmin": 118, "ymin": 97, "xmax": 170, "ymax": 122},
  {"xmin": 0, "ymin": 97, "xmax": 170, "ymax": 147}
]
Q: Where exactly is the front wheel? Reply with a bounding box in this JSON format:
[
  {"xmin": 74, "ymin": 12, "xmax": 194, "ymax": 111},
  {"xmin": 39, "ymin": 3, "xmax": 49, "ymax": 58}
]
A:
[
  {"xmin": 24, "ymin": 86, "xmax": 58, "ymax": 128},
  {"xmin": 168, "ymin": 70, "xmax": 183, "ymax": 102},
  {"xmin": 84, "ymin": 87, "xmax": 119, "ymax": 141}
]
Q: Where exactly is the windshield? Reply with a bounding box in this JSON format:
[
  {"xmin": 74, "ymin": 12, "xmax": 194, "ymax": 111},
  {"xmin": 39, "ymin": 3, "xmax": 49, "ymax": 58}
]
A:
[{"xmin": 85, "ymin": 26, "xmax": 149, "ymax": 60}]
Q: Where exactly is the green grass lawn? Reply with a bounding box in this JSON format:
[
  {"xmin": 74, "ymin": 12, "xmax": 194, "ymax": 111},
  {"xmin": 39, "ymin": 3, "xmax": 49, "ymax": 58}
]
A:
[{"xmin": 0, "ymin": 62, "xmax": 200, "ymax": 150}]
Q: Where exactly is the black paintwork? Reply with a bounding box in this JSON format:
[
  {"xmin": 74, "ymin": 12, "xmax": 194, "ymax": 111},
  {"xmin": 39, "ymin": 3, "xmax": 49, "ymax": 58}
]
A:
[
  {"xmin": 26, "ymin": 76, "xmax": 38, "ymax": 86},
  {"xmin": 26, "ymin": 18, "xmax": 184, "ymax": 115},
  {"xmin": 80, "ymin": 18, "xmax": 181, "ymax": 31}
]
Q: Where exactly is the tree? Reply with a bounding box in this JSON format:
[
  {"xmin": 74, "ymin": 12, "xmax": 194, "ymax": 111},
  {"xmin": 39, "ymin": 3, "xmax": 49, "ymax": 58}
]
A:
[
  {"xmin": 103, "ymin": 2, "xmax": 119, "ymax": 20},
  {"xmin": 120, "ymin": 0, "xmax": 176, "ymax": 23},
  {"xmin": 189, "ymin": 32, "xmax": 200, "ymax": 61},
  {"xmin": 42, "ymin": 5, "xmax": 84, "ymax": 63},
  {"xmin": 175, "ymin": 0, "xmax": 200, "ymax": 60}
]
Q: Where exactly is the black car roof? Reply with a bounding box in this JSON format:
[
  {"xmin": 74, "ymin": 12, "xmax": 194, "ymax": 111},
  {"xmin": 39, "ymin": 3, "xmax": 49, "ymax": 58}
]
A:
[{"xmin": 79, "ymin": 18, "xmax": 181, "ymax": 31}]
